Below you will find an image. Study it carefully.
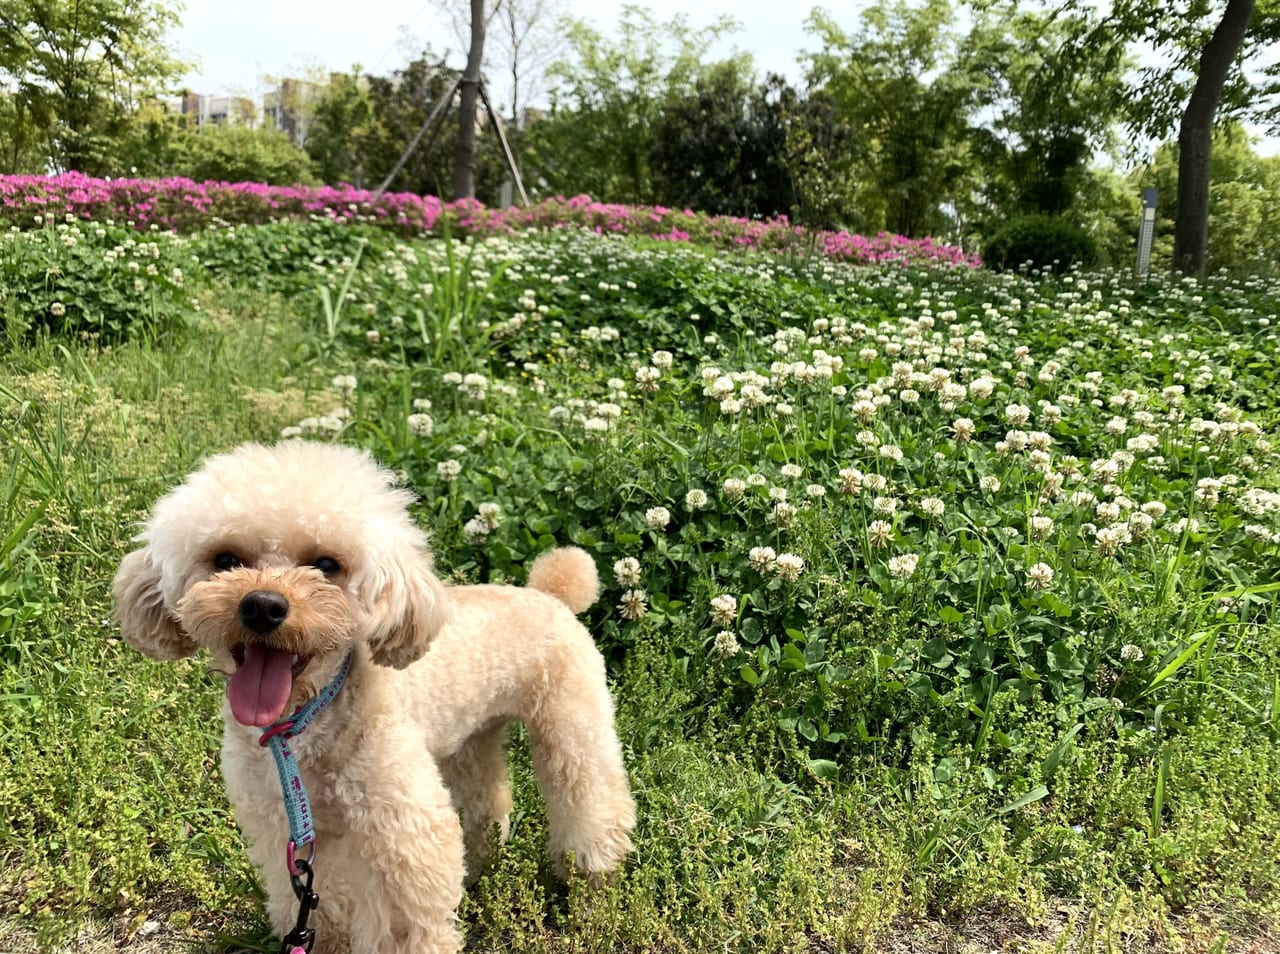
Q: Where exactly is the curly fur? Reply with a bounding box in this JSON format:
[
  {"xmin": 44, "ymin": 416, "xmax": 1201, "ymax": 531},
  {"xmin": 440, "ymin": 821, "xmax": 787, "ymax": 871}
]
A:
[{"xmin": 113, "ymin": 440, "xmax": 635, "ymax": 954}]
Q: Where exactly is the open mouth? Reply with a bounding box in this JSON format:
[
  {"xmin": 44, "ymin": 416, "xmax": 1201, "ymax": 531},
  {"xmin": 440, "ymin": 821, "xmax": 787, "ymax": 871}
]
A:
[{"xmin": 227, "ymin": 643, "xmax": 313, "ymax": 728}]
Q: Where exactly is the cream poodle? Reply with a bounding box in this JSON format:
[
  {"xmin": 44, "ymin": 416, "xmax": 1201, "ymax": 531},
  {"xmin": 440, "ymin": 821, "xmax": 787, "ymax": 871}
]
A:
[{"xmin": 113, "ymin": 441, "xmax": 635, "ymax": 954}]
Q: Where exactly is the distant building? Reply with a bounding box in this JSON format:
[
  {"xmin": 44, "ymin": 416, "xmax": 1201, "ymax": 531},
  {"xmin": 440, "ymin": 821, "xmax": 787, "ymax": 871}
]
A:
[
  {"xmin": 263, "ymin": 79, "xmax": 322, "ymax": 147},
  {"xmin": 181, "ymin": 94, "xmax": 257, "ymax": 129}
]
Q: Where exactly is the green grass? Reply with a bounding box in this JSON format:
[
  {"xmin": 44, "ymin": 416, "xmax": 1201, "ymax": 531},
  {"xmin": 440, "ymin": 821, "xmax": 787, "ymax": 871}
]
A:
[{"xmin": 1, "ymin": 222, "xmax": 1279, "ymax": 952}]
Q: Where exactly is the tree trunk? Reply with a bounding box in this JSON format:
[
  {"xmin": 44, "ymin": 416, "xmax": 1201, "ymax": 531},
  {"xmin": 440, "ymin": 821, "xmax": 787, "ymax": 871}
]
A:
[
  {"xmin": 453, "ymin": 0, "xmax": 487, "ymax": 200},
  {"xmin": 1172, "ymin": 0, "xmax": 1255, "ymax": 276}
]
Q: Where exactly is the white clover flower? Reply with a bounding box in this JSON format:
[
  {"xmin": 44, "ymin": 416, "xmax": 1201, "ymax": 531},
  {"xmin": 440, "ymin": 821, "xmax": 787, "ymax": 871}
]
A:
[
  {"xmin": 768, "ymin": 486, "xmax": 788, "ymax": 503},
  {"xmin": 1026, "ymin": 562, "xmax": 1054, "ymax": 590},
  {"xmin": 979, "ymin": 475, "xmax": 1001, "ymax": 493},
  {"xmin": 49, "ymin": 301, "xmax": 66, "ymax": 317},
  {"xmin": 1030, "ymin": 515, "xmax": 1055, "ymax": 539},
  {"xmin": 780, "ymin": 463, "xmax": 803, "ymax": 481},
  {"xmin": 613, "ymin": 557, "xmax": 642, "ymax": 587},
  {"xmin": 774, "ymin": 553, "xmax": 805, "ymax": 582},
  {"xmin": 1095, "ymin": 501, "xmax": 1121, "ymax": 524},
  {"xmin": 441, "ymin": 371, "xmax": 463, "ymax": 386},
  {"xmin": 477, "ymin": 502, "xmax": 502, "ymax": 530},
  {"xmin": 747, "ymin": 473, "xmax": 768, "ymax": 488},
  {"xmin": 1095, "ymin": 525, "xmax": 1129, "ymax": 557},
  {"xmin": 771, "ymin": 501, "xmax": 797, "ymax": 527},
  {"xmin": 970, "ymin": 377, "xmax": 995, "ymax": 400},
  {"xmin": 464, "ymin": 516, "xmax": 490, "ymax": 544},
  {"xmin": 651, "ymin": 350, "xmax": 674, "ymax": 369},
  {"xmin": 1120, "ymin": 643, "xmax": 1144, "ymax": 662},
  {"xmin": 748, "ymin": 546, "xmax": 777, "ymax": 572},
  {"xmin": 685, "ymin": 488, "xmax": 709, "ymax": 510},
  {"xmin": 330, "ymin": 374, "xmax": 358, "ymax": 399},
  {"xmin": 460, "ymin": 373, "xmax": 489, "ymax": 399},
  {"xmin": 635, "ymin": 366, "xmax": 661, "ymax": 392},
  {"xmin": 280, "ymin": 425, "xmax": 303, "ymax": 438},
  {"xmin": 1141, "ymin": 501, "xmax": 1167, "ymax": 519},
  {"xmin": 872, "ymin": 496, "xmax": 899, "ymax": 515},
  {"xmin": 712, "ymin": 630, "xmax": 741, "ymax": 657},
  {"xmin": 878, "ymin": 444, "xmax": 904, "ymax": 462},
  {"xmin": 838, "ymin": 467, "xmax": 863, "ymax": 495},
  {"xmin": 887, "ymin": 553, "xmax": 919, "ymax": 579},
  {"xmin": 1005, "ymin": 403, "xmax": 1031, "ymax": 428},
  {"xmin": 407, "ymin": 413, "xmax": 434, "ymax": 437},
  {"xmin": 645, "ymin": 506, "xmax": 671, "ymax": 530},
  {"xmin": 619, "ymin": 589, "xmax": 648, "ymax": 621},
  {"xmin": 867, "ymin": 520, "xmax": 894, "ymax": 548},
  {"xmin": 806, "ymin": 483, "xmax": 827, "ymax": 499},
  {"xmin": 953, "ymin": 417, "xmax": 976, "ymax": 443},
  {"xmin": 437, "ymin": 459, "xmax": 462, "ymax": 482},
  {"xmin": 920, "ymin": 497, "xmax": 945, "ymax": 518},
  {"xmin": 710, "ymin": 594, "xmax": 738, "ymax": 627},
  {"xmin": 412, "ymin": 397, "xmax": 433, "ymax": 411},
  {"xmin": 582, "ymin": 417, "xmax": 610, "ymax": 441},
  {"xmin": 722, "ymin": 478, "xmax": 747, "ymax": 500}
]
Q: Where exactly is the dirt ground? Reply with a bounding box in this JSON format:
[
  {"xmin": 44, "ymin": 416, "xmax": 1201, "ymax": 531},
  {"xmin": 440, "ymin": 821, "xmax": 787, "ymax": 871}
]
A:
[{"xmin": 2, "ymin": 903, "xmax": 1276, "ymax": 954}]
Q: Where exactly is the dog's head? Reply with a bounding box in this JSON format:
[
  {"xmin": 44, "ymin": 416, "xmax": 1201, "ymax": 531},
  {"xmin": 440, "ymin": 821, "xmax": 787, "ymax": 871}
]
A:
[{"xmin": 113, "ymin": 441, "xmax": 450, "ymax": 726}]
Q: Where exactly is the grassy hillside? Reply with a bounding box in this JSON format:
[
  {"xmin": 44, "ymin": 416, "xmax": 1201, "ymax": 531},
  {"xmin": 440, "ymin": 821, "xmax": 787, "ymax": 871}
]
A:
[{"xmin": 2, "ymin": 219, "xmax": 1278, "ymax": 951}]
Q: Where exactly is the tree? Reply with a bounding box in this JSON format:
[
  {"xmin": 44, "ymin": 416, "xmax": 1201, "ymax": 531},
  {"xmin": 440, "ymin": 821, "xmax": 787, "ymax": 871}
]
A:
[
  {"xmin": 0, "ymin": 0, "xmax": 185, "ymax": 175},
  {"xmin": 529, "ymin": 6, "xmax": 741, "ymax": 203},
  {"xmin": 959, "ymin": 1, "xmax": 1128, "ymax": 233},
  {"xmin": 1144, "ymin": 122, "xmax": 1280, "ymax": 271},
  {"xmin": 430, "ymin": 0, "xmax": 568, "ymax": 125},
  {"xmin": 453, "ymin": 0, "xmax": 487, "ymax": 199},
  {"xmin": 648, "ymin": 61, "xmax": 791, "ymax": 217},
  {"xmin": 0, "ymin": 91, "xmax": 45, "ymax": 173},
  {"xmin": 803, "ymin": 0, "xmax": 980, "ymax": 238},
  {"xmin": 307, "ymin": 71, "xmax": 378, "ymax": 188},
  {"xmin": 1059, "ymin": 0, "xmax": 1280, "ymax": 274}
]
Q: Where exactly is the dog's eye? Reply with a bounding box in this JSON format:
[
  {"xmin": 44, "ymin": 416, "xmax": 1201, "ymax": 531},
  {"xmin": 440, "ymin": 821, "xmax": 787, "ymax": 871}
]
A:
[
  {"xmin": 312, "ymin": 556, "xmax": 341, "ymax": 576},
  {"xmin": 213, "ymin": 552, "xmax": 242, "ymax": 572}
]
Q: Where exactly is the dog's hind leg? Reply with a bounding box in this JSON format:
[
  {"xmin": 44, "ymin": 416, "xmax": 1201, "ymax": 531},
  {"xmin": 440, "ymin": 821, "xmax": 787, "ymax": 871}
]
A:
[
  {"xmin": 439, "ymin": 720, "xmax": 513, "ymax": 883},
  {"xmin": 525, "ymin": 646, "xmax": 635, "ymax": 880}
]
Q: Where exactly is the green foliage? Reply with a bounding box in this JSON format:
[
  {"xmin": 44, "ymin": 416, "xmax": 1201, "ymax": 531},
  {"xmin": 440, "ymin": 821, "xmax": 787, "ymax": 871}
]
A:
[
  {"xmin": 0, "ymin": 219, "xmax": 198, "ymax": 343},
  {"xmin": 960, "ymin": 1, "xmax": 1128, "ymax": 234},
  {"xmin": 168, "ymin": 124, "xmax": 318, "ymax": 186},
  {"xmin": 1142, "ymin": 123, "xmax": 1280, "ymax": 273},
  {"xmin": 530, "ymin": 6, "xmax": 744, "ymax": 204},
  {"xmin": 981, "ymin": 214, "xmax": 1099, "ymax": 272},
  {"xmin": 0, "ymin": 0, "xmax": 186, "ymax": 175},
  {"xmin": 803, "ymin": 0, "xmax": 979, "ymax": 238},
  {"xmin": 648, "ymin": 62, "xmax": 794, "ymax": 219}
]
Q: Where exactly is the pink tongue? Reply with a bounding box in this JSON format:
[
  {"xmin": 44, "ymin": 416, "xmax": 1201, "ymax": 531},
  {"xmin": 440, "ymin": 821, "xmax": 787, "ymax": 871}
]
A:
[{"xmin": 228, "ymin": 643, "xmax": 295, "ymax": 727}]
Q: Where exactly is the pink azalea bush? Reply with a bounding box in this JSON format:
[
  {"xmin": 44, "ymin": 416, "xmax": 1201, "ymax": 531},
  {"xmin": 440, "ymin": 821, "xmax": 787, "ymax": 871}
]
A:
[{"xmin": 0, "ymin": 173, "xmax": 980, "ymax": 268}]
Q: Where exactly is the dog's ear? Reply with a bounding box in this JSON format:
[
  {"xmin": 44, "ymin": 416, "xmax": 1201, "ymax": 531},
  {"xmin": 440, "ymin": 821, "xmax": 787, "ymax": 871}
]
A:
[
  {"xmin": 113, "ymin": 548, "xmax": 196, "ymax": 660},
  {"xmin": 362, "ymin": 548, "xmax": 451, "ymax": 669}
]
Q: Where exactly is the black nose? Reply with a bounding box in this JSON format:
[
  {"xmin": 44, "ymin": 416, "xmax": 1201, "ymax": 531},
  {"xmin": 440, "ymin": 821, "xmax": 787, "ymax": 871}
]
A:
[{"xmin": 238, "ymin": 590, "xmax": 290, "ymax": 633}]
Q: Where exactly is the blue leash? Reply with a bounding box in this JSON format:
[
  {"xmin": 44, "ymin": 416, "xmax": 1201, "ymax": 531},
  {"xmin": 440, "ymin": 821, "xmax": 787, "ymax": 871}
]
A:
[
  {"xmin": 257, "ymin": 651, "xmax": 354, "ymax": 954},
  {"xmin": 258, "ymin": 651, "xmax": 354, "ymax": 867}
]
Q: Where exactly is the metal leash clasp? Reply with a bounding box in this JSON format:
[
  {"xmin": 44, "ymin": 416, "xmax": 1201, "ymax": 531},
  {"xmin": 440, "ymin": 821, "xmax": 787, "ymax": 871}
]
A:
[{"xmin": 280, "ymin": 853, "xmax": 319, "ymax": 954}]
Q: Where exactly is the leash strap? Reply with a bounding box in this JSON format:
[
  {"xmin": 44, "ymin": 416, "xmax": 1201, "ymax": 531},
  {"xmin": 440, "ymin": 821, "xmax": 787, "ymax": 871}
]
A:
[{"xmin": 259, "ymin": 652, "xmax": 355, "ymax": 865}]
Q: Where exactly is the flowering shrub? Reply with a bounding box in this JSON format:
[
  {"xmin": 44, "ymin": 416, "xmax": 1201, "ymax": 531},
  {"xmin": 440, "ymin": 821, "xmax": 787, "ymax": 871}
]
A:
[{"xmin": 0, "ymin": 173, "xmax": 980, "ymax": 268}]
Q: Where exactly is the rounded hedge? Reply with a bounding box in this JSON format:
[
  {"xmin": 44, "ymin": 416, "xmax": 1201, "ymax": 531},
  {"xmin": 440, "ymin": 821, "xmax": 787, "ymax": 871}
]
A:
[{"xmin": 982, "ymin": 214, "xmax": 1098, "ymax": 273}]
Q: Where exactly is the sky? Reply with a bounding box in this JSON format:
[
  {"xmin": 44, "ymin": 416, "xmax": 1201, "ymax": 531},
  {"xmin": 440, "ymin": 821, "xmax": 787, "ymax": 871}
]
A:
[
  {"xmin": 170, "ymin": 0, "xmax": 1280, "ymax": 157},
  {"xmin": 170, "ymin": 0, "xmax": 817, "ymax": 99}
]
